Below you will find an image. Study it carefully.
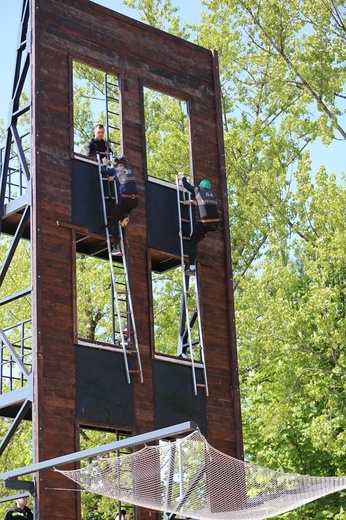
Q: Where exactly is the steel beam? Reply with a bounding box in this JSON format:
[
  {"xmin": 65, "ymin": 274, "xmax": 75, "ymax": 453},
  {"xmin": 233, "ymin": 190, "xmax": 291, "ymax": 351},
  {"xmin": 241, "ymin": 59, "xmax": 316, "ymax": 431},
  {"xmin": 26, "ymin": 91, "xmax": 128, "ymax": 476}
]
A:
[{"xmin": 0, "ymin": 421, "xmax": 197, "ymax": 481}]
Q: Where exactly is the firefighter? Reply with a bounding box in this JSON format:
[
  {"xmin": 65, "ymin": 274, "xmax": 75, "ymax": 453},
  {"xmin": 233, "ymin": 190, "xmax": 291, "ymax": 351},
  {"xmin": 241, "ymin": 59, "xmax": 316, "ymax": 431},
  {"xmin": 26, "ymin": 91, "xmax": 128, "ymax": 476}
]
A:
[
  {"xmin": 106, "ymin": 155, "xmax": 139, "ymax": 256},
  {"xmin": 178, "ymin": 173, "xmax": 220, "ymax": 275}
]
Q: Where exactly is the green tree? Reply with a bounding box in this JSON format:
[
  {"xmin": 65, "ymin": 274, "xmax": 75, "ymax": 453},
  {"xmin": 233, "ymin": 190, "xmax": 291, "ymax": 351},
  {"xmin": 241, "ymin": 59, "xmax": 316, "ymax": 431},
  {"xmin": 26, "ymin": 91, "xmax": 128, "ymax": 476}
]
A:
[
  {"xmin": 76, "ymin": 254, "xmax": 114, "ymax": 342},
  {"xmin": 152, "ymin": 267, "xmax": 187, "ymax": 355},
  {"xmin": 0, "ymin": 418, "xmax": 33, "ymax": 519},
  {"xmin": 79, "ymin": 428, "xmax": 134, "ymax": 520},
  {"xmin": 144, "ymin": 89, "xmax": 190, "ymax": 181},
  {"xmin": 72, "ymin": 62, "xmax": 120, "ymax": 153},
  {"xmin": 237, "ymin": 169, "xmax": 346, "ymax": 517}
]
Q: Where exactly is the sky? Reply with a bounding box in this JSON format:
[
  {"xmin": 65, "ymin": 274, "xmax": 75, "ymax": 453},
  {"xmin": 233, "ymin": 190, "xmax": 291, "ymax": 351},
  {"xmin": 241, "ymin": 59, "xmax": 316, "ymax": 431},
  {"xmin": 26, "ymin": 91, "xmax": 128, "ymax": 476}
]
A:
[{"xmin": 0, "ymin": 0, "xmax": 202, "ymax": 127}]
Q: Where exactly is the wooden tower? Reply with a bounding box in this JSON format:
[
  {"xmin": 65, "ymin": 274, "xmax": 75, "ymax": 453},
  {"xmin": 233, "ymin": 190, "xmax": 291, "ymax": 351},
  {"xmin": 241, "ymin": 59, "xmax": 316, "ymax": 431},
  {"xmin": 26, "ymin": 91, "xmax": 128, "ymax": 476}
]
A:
[{"xmin": 0, "ymin": 0, "xmax": 243, "ymax": 519}]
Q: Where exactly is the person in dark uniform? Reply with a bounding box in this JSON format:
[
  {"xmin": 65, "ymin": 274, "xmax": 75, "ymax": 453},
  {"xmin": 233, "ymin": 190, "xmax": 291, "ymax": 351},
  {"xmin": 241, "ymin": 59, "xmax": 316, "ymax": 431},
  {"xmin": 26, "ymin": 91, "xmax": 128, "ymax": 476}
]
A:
[
  {"xmin": 102, "ymin": 155, "xmax": 139, "ymax": 256},
  {"xmin": 83, "ymin": 123, "xmax": 112, "ymax": 159},
  {"xmin": 178, "ymin": 173, "xmax": 220, "ymax": 275},
  {"xmin": 4, "ymin": 496, "xmax": 33, "ymax": 520}
]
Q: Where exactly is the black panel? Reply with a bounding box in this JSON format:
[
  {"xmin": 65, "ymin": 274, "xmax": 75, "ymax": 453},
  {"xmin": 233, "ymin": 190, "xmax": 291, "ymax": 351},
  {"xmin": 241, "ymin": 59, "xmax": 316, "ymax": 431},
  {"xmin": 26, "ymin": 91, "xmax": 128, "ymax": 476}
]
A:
[
  {"xmin": 75, "ymin": 346, "xmax": 135, "ymax": 428},
  {"xmin": 0, "ymin": 405, "xmax": 32, "ymax": 421},
  {"xmin": 146, "ymin": 181, "xmax": 192, "ymax": 258},
  {"xmin": 153, "ymin": 360, "xmax": 207, "ymax": 436},
  {"xmin": 71, "ymin": 159, "xmax": 105, "ymax": 235}
]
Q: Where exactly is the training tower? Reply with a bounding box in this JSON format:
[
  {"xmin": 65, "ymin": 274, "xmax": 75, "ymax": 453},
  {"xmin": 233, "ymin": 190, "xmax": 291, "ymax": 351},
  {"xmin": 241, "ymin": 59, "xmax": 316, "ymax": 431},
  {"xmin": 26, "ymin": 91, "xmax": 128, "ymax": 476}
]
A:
[{"xmin": 0, "ymin": 0, "xmax": 243, "ymax": 519}]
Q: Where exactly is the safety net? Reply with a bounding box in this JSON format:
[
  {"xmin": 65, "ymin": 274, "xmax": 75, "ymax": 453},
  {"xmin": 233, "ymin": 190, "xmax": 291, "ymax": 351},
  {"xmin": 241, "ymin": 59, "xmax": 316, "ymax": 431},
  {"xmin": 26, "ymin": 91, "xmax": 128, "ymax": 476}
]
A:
[{"xmin": 56, "ymin": 429, "xmax": 346, "ymax": 520}]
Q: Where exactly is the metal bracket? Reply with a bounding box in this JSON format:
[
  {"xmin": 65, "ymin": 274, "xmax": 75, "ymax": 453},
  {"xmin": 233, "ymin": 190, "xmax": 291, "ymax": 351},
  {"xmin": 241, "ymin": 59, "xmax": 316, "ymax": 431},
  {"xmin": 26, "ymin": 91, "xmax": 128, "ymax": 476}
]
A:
[{"xmin": 5, "ymin": 478, "xmax": 35, "ymax": 495}]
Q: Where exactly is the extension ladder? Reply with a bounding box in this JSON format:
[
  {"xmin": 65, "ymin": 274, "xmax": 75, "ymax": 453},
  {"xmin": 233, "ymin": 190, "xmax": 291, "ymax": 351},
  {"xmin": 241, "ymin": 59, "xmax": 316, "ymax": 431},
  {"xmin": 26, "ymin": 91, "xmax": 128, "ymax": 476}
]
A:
[
  {"xmin": 97, "ymin": 154, "xmax": 143, "ymax": 384},
  {"xmin": 105, "ymin": 73, "xmax": 121, "ymax": 152},
  {"xmin": 176, "ymin": 175, "xmax": 209, "ymax": 396}
]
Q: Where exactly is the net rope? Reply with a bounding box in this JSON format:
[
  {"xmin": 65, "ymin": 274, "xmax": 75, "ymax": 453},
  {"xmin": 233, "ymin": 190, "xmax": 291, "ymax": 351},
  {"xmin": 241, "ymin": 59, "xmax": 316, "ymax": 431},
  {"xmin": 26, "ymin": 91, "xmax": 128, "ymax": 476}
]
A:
[{"xmin": 56, "ymin": 429, "xmax": 346, "ymax": 520}]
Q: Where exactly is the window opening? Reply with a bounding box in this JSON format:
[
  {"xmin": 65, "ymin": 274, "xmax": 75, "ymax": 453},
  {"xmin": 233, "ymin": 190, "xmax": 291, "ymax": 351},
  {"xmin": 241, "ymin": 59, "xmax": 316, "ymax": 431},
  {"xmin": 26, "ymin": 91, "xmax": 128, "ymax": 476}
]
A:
[
  {"xmin": 79, "ymin": 427, "xmax": 134, "ymax": 520},
  {"xmin": 151, "ymin": 265, "xmax": 199, "ymax": 359},
  {"xmin": 76, "ymin": 254, "xmax": 114, "ymax": 345},
  {"xmin": 159, "ymin": 437, "xmax": 204, "ymax": 520},
  {"xmin": 143, "ymin": 88, "xmax": 190, "ymax": 183},
  {"xmin": 72, "ymin": 61, "xmax": 121, "ymax": 156}
]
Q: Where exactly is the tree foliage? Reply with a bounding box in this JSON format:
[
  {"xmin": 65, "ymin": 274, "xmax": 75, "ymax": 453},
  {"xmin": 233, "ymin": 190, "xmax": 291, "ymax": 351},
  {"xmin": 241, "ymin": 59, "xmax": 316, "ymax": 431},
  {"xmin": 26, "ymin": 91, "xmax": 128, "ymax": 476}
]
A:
[
  {"xmin": 144, "ymin": 89, "xmax": 190, "ymax": 181},
  {"xmin": 73, "ymin": 62, "xmax": 120, "ymax": 153},
  {"xmin": 76, "ymin": 254, "xmax": 114, "ymax": 342},
  {"xmin": 79, "ymin": 428, "xmax": 134, "ymax": 520},
  {"xmin": 0, "ymin": 418, "xmax": 33, "ymax": 520},
  {"xmin": 152, "ymin": 267, "xmax": 185, "ymax": 355}
]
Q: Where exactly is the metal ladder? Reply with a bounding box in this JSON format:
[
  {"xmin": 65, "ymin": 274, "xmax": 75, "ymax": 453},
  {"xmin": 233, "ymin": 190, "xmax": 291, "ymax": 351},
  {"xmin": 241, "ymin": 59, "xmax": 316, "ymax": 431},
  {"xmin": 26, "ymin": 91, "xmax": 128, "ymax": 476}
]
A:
[
  {"xmin": 97, "ymin": 155, "xmax": 143, "ymax": 384},
  {"xmin": 176, "ymin": 176, "xmax": 209, "ymax": 396},
  {"xmin": 104, "ymin": 73, "xmax": 121, "ymax": 152}
]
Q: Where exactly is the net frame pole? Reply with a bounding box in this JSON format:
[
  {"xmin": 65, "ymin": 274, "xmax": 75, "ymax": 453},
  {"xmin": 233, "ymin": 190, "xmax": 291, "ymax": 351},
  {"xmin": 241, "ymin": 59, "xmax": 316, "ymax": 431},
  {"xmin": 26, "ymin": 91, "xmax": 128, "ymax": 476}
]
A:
[{"xmin": 0, "ymin": 421, "xmax": 198, "ymax": 482}]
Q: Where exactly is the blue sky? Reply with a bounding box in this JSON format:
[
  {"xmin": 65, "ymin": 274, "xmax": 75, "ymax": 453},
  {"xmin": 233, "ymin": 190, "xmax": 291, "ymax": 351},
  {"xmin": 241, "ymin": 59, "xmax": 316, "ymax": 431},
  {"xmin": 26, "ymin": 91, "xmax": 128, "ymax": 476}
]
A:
[{"xmin": 0, "ymin": 0, "xmax": 202, "ymax": 126}]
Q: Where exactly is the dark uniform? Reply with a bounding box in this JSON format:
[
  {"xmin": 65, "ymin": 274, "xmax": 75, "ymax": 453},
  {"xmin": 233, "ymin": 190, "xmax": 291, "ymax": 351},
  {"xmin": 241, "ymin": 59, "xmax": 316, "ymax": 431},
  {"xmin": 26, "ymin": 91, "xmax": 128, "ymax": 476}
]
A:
[
  {"xmin": 182, "ymin": 177, "xmax": 220, "ymax": 267},
  {"xmin": 4, "ymin": 505, "xmax": 33, "ymax": 520},
  {"xmin": 103, "ymin": 162, "xmax": 138, "ymax": 249},
  {"xmin": 83, "ymin": 137, "xmax": 111, "ymax": 159}
]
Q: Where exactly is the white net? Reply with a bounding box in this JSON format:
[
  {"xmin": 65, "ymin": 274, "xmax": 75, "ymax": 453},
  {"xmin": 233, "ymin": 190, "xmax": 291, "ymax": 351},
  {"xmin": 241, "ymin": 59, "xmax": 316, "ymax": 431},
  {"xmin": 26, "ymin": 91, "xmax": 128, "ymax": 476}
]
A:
[{"xmin": 56, "ymin": 429, "xmax": 346, "ymax": 520}]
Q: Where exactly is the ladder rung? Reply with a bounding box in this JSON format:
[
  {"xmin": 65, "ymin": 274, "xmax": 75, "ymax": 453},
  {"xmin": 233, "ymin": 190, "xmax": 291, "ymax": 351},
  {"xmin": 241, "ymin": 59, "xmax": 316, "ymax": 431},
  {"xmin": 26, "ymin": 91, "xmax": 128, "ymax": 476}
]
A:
[
  {"xmin": 129, "ymin": 370, "xmax": 142, "ymax": 374},
  {"xmin": 181, "ymin": 218, "xmax": 190, "ymax": 222},
  {"xmin": 196, "ymin": 383, "xmax": 207, "ymax": 388},
  {"xmin": 183, "ymin": 236, "xmax": 191, "ymax": 240},
  {"xmin": 116, "ymin": 330, "xmax": 134, "ymax": 335}
]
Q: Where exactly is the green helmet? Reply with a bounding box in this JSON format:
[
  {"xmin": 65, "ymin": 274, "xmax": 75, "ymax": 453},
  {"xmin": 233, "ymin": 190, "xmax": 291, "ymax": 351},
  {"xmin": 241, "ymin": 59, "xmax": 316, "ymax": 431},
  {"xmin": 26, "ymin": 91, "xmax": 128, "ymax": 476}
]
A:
[{"xmin": 199, "ymin": 179, "xmax": 211, "ymax": 189}]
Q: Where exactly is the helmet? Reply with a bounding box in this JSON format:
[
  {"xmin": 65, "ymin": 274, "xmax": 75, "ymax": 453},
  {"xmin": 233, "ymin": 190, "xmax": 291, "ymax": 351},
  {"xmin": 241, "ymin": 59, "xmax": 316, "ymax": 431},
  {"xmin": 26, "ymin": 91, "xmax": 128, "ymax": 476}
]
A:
[
  {"xmin": 115, "ymin": 154, "xmax": 128, "ymax": 164},
  {"xmin": 199, "ymin": 179, "xmax": 211, "ymax": 189}
]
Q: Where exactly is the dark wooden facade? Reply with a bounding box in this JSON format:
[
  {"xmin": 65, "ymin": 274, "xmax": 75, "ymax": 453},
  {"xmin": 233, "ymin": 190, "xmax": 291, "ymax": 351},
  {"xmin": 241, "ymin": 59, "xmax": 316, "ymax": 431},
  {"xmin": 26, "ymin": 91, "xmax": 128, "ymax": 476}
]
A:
[{"xmin": 30, "ymin": 0, "xmax": 243, "ymax": 519}]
